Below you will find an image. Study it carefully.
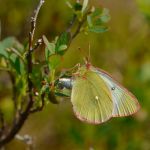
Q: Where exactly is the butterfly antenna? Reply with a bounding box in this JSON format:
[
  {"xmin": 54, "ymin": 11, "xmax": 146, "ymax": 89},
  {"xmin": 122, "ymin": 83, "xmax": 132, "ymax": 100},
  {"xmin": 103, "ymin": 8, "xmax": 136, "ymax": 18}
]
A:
[
  {"xmin": 78, "ymin": 47, "xmax": 87, "ymax": 60},
  {"xmin": 77, "ymin": 45, "xmax": 91, "ymax": 69},
  {"xmin": 88, "ymin": 42, "xmax": 91, "ymax": 62},
  {"xmin": 84, "ymin": 42, "xmax": 91, "ymax": 68}
]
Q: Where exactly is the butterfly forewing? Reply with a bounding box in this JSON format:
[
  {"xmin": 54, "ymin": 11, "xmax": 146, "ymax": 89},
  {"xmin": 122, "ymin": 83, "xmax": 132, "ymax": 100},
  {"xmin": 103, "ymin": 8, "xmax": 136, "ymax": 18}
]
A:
[
  {"xmin": 71, "ymin": 68, "xmax": 113, "ymax": 124},
  {"xmin": 93, "ymin": 67, "xmax": 140, "ymax": 117}
]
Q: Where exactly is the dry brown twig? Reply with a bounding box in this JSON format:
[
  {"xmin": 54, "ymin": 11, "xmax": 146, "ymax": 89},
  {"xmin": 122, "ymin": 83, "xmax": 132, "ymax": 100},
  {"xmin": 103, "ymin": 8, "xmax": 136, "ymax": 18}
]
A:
[{"xmin": 0, "ymin": 0, "xmax": 45, "ymax": 147}]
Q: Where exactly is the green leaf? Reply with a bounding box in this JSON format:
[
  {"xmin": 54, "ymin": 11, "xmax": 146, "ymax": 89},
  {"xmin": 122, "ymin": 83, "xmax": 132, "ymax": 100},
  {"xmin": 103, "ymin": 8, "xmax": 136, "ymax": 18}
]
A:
[
  {"xmin": 15, "ymin": 76, "xmax": 27, "ymax": 109},
  {"xmin": 16, "ymin": 76, "xmax": 27, "ymax": 95},
  {"xmin": 88, "ymin": 26, "xmax": 108, "ymax": 33},
  {"xmin": 100, "ymin": 15, "xmax": 110, "ymax": 23},
  {"xmin": 87, "ymin": 15, "xmax": 93, "ymax": 27},
  {"xmin": 55, "ymin": 89, "xmax": 71, "ymax": 97},
  {"xmin": 74, "ymin": 2, "xmax": 82, "ymax": 11},
  {"xmin": 14, "ymin": 57, "xmax": 21, "ymax": 74},
  {"xmin": 66, "ymin": 1, "xmax": 73, "ymax": 9},
  {"xmin": 0, "ymin": 37, "xmax": 24, "ymax": 59},
  {"xmin": 45, "ymin": 47, "xmax": 51, "ymax": 62},
  {"xmin": 102, "ymin": 8, "xmax": 109, "ymax": 16},
  {"xmin": 2, "ymin": 37, "xmax": 16, "ymax": 48},
  {"xmin": 0, "ymin": 43, "xmax": 8, "ymax": 58},
  {"xmin": 94, "ymin": 19, "xmax": 103, "ymax": 26},
  {"xmin": 82, "ymin": 0, "xmax": 89, "ymax": 13},
  {"xmin": 43, "ymin": 35, "xmax": 55, "ymax": 56},
  {"xmin": 48, "ymin": 55, "xmax": 61, "ymax": 70},
  {"xmin": 58, "ymin": 45, "xmax": 68, "ymax": 51},
  {"xmin": 9, "ymin": 53, "xmax": 17, "ymax": 66},
  {"xmin": 87, "ymin": 7, "xmax": 110, "ymax": 34},
  {"xmin": 2, "ymin": 37, "xmax": 24, "ymax": 53},
  {"xmin": 91, "ymin": 8, "xmax": 102, "ymax": 18},
  {"xmin": 55, "ymin": 32, "xmax": 71, "ymax": 54},
  {"xmin": 87, "ymin": 8, "xmax": 110, "ymax": 30},
  {"xmin": 100, "ymin": 8, "xmax": 110, "ymax": 23},
  {"xmin": 55, "ymin": 92, "xmax": 70, "ymax": 97},
  {"xmin": 43, "ymin": 33, "xmax": 70, "ymax": 59},
  {"xmin": 9, "ymin": 53, "xmax": 25, "ymax": 74}
]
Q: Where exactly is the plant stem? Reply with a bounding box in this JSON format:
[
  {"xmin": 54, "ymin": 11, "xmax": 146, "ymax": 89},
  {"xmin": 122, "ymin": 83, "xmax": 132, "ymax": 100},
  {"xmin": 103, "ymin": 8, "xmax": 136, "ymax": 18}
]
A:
[
  {"xmin": 72, "ymin": 20, "xmax": 85, "ymax": 39},
  {"xmin": 72, "ymin": 11, "xmax": 90, "ymax": 40},
  {"xmin": 67, "ymin": 14, "xmax": 77, "ymax": 33},
  {"xmin": 0, "ymin": 0, "xmax": 44, "ymax": 147}
]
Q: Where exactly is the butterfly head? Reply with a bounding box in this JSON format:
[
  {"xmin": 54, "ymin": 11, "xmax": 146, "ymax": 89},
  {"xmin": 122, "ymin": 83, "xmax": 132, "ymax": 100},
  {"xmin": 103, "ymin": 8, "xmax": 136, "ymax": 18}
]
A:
[{"xmin": 84, "ymin": 56, "xmax": 92, "ymax": 70}]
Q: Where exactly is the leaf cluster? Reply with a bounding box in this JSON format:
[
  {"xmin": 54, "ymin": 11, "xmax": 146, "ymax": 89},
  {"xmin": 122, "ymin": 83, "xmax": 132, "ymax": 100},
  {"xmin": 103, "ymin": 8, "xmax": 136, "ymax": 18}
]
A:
[{"xmin": 0, "ymin": 0, "xmax": 110, "ymax": 126}]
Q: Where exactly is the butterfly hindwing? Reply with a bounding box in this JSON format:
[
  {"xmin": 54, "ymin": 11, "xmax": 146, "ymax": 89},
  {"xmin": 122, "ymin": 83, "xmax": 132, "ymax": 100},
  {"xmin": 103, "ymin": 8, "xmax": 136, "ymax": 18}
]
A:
[
  {"xmin": 93, "ymin": 67, "xmax": 140, "ymax": 117},
  {"xmin": 71, "ymin": 68, "xmax": 113, "ymax": 124}
]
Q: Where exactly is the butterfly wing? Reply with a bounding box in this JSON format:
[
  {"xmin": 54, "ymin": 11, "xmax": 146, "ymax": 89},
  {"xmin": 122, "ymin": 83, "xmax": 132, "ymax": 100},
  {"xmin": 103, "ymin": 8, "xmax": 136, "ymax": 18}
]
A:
[
  {"xmin": 71, "ymin": 69, "xmax": 113, "ymax": 124},
  {"xmin": 93, "ymin": 67, "xmax": 140, "ymax": 117}
]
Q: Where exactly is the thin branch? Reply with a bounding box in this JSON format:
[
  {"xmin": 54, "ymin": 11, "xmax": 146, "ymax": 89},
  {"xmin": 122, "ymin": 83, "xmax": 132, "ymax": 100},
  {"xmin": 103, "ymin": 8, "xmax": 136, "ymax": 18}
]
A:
[
  {"xmin": 0, "ymin": 0, "xmax": 44, "ymax": 147},
  {"xmin": 32, "ymin": 38, "xmax": 43, "ymax": 52},
  {"xmin": 72, "ymin": 11, "xmax": 90, "ymax": 40},
  {"xmin": 15, "ymin": 134, "xmax": 34, "ymax": 150},
  {"xmin": 66, "ymin": 14, "xmax": 77, "ymax": 33},
  {"xmin": 72, "ymin": 20, "xmax": 84, "ymax": 39},
  {"xmin": 0, "ymin": 111, "xmax": 5, "ymax": 138},
  {"xmin": 30, "ymin": 93, "xmax": 45, "ymax": 113},
  {"xmin": 30, "ymin": 0, "xmax": 45, "ymax": 49}
]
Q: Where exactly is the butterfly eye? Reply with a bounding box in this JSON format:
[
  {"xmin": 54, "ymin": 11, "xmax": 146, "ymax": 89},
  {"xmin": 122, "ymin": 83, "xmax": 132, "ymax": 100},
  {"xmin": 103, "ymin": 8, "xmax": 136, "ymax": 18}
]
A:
[{"xmin": 111, "ymin": 87, "xmax": 115, "ymax": 90}]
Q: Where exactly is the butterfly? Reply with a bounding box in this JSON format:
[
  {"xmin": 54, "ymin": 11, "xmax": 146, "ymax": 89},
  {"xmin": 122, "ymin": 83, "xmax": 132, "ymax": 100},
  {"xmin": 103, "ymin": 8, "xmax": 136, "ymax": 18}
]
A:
[{"xmin": 59, "ymin": 61, "xmax": 140, "ymax": 124}]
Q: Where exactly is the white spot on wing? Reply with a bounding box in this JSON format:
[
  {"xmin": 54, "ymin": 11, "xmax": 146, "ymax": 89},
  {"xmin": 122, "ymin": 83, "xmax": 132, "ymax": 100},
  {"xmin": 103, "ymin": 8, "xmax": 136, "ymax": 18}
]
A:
[{"xmin": 95, "ymin": 96, "xmax": 99, "ymax": 100}]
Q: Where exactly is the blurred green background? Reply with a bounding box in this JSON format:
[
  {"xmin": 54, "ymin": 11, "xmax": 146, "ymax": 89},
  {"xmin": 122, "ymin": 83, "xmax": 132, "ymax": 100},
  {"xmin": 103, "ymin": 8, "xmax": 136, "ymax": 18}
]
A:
[{"xmin": 0, "ymin": 0, "xmax": 150, "ymax": 149}]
